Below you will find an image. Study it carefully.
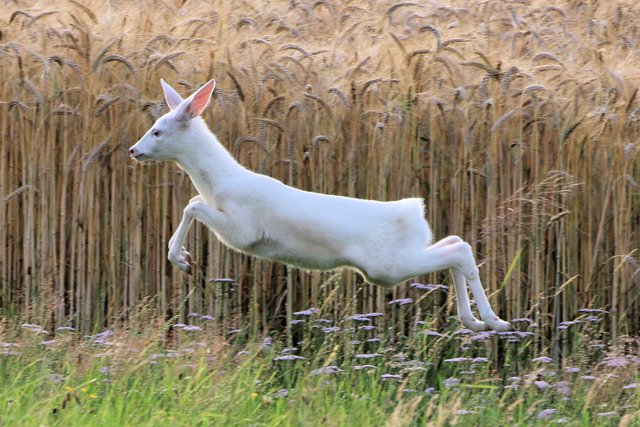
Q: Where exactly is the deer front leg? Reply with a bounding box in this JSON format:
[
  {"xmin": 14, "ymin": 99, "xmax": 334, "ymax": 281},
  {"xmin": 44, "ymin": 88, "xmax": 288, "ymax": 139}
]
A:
[{"xmin": 168, "ymin": 195, "xmax": 226, "ymax": 274}]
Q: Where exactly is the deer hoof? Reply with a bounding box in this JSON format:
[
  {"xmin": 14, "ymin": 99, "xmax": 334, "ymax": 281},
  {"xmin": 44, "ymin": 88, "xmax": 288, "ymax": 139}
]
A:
[
  {"xmin": 169, "ymin": 249, "xmax": 193, "ymax": 274},
  {"xmin": 462, "ymin": 318, "xmax": 488, "ymax": 332},
  {"xmin": 487, "ymin": 318, "xmax": 511, "ymax": 332}
]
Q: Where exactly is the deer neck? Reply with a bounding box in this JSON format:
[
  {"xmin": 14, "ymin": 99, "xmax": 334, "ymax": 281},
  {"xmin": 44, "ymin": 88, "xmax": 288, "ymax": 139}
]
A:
[{"xmin": 174, "ymin": 123, "xmax": 246, "ymax": 200}]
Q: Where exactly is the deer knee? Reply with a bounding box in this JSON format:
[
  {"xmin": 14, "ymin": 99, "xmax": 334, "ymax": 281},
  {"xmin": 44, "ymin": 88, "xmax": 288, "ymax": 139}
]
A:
[
  {"xmin": 446, "ymin": 242, "xmax": 478, "ymax": 278},
  {"xmin": 188, "ymin": 195, "xmax": 204, "ymax": 204},
  {"xmin": 184, "ymin": 200, "xmax": 206, "ymax": 218}
]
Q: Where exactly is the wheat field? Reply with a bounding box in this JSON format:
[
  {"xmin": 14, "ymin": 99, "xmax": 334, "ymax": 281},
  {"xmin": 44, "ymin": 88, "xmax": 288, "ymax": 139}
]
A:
[{"xmin": 0, "ymin": 0, "xmax": 638, "ymax": 349}]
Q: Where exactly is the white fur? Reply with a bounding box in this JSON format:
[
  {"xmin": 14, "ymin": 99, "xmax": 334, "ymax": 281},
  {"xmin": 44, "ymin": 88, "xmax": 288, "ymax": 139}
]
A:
[{"xmin": 128, "ymin": 80, "xmax": 511, "ymax": 332}]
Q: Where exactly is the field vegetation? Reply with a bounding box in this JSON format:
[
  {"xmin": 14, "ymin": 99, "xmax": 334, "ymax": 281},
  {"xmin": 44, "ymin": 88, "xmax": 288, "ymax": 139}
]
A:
[{"xmin": 1, "ymin": 0, "xmax": 639, "ymax": 425}]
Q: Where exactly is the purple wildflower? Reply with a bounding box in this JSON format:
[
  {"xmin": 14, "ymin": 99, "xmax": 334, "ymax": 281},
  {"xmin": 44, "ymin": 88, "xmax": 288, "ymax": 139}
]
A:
[
  {"xmin": 381, "ymin": 374, "xmax": 402, "ymax": 381},
  {"xmin": 353, "ymin": 365, "xmax": 377, "ymax": 371},
  {"xmin": 599, "ymin": 356, "xmax": 629, "ymax": 368},
  {"xmin": 409, "ymin": 282, "xmax": 430, "ymax": 290},
  {"xmin": 322, "ymin": 326, "xmax": 341, "ymax": 334},
  {"xmin": 469, "ymin": 331, "xmax": 496, "ymax": 342},
  {"xmin": 453, "ymin": 328, "xmax": 473, "ymax": 335},
  {"xmin": 182, "ymin": 325, "xmax": 202, "ymax": 332},
  {"xmin": 201, "ymin": 315, "xmax": 214, "ymax": 321},
  {"xmin": 623, "ymin": 383, "xmax": 638, "ymax": 390},
  {"xmin": 172, "ymin": 323, "xmax": 186, "ymax": 329},
  {"xmin": 510, "ymin": 318, "xmax": 533, "ymax": 323},
  {"xmin": 391, "ymin": 353, "xmax": 406, "ymax": 362},
  {"xmin": 424, "ymin": 387, "xmax": 436, "ymax": 394},
  {"xmin": 388, "ymin": 298, "xmax": 414, "ymax": 306},
  {"xmin": 534, "ymin": 380, "xmax": 552, "ymax": 390},
  {"xmin": 49, "ymin": 373, "xmax": 65, "ymax": 383},
  {"xmin": 273, "ymin": 389, "xmax": 289, "ymax": 399},
  {"xmin": 555, "ymin": 381, "xmax": 573, "ymax": 396},
  {"xmin": 580, "ymin": 375, "xmax": 597, "ymax": 381},
  {"xmin": 309, "ymin": 366, "xmax": 343, "ymax": 376},
  {"xmin": 21, "ymin": 324, "xmax": 49, "ymax": 335},
  {"xmin": 410, "ymin": 282, "xmax": 448, "ymax": 291},
  {"xmin": 500, "ymin": 331, "xmax": 535, "ymax": 338},
  {"xmin": 366, "ymin": 338, "xmax": 381, "ymax": 343},
  {"xmin": 349, "ymin": 340, "xmax": 362, "ymax": 345},
  {"xmin": 348, "ymin": 315, "xmax": 371, "ymax": 322},
  {"xmin": 355, "ymin": 353, "xmax": 381, "ymax": 359},
  {"xmin": 209, "ymin": 278, "xmax": 235, "ymax": 283},
  {"xmin": 585, "ymin": 316, "xmax": 601, "ymax": 323},
  {"xmin": 443, "ymin": 377, "xmax": 460, "ymax": 388},
  {"xmin": 91, "ymin": 330, "xmax": 114, "ymax": 345},
  {"xmin": 472, "ymin": 357, "xmax": 489, "ymax": 363},
  {"xmin": 290, "ymin": 319, "xmax": 306, "ymax": 325},
  {"xmin": 532, "ymin": 356, "xmax": 553, "ymax": 364},
  {"xmin": 262, "ymin": 337, "xmax": 272, "ymax": 348},
  {"xmin": 149, "ymin": 351, "xmax": 179, "ymax": 360},
  {"xmin": 402, "ymin": 388, "xmax": 418, "ymax": 393},
  {"xmin": 424, "ymin": 331, "xmax": 448, "ymax": 337},
  {"xmin": 56, "ymin": 326, "xmax": 75, "ymax": 332},
  {"xmin": 565, "ymin": 367, "xmax": 580, "ymax": 373},
  {"xmin": 273, "ymin": 355, "xmax": 305, "ymax": 361},
  {"xmin": 281, "ymin": 347, "xmax": 298, "ymax": 354},
  {"xmin": 444, "ymin": 357, "xmax": 469, "ymax": 363},
  {"xmin": 596, "ymin": 412, "xmax": 617, "ymax": 417},
  {"xmin": 187, "ymin": 312, "xmax": 200, "ymax": 318},
  {"xmin": 236, "ymin": 350, "xmax": 249, "ymax": 357},
  {"xmin": 293, "ymin": 308, "xmax": 320, "ymax": 316},
  {"xmin": 577, "ymin": 308, "xmax": 608, "ymax": 314},
  {"xmin": 362, "ymin": 312, "xmax": 384, "ymax": 318},
  {"xmin": 537, "ymin": 409, "xmax": 557, "ymax": 420},
  {"xmin": 358, "ymin": 325, "xmax": 377, "ymax": 331},
  {"xmin": 557, "ymin": 320, "xmax": 581, "ymax": 331}
]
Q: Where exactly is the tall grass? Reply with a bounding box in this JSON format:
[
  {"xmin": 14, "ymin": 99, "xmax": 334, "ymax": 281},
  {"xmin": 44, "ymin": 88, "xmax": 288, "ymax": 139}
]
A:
[
  {"xmin": 1, "ymin": 312, "xmax": 639, "ymax": 426},
  {"xmin": 0, "ymin": 0, "xmax": 638, "ymax": 351}
]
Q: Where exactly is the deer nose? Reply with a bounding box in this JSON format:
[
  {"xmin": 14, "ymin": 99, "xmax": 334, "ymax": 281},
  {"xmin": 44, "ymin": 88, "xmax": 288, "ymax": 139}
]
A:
[{"xmin": 129, "ymin": 147, "xmax": 137, "ymax": 156}]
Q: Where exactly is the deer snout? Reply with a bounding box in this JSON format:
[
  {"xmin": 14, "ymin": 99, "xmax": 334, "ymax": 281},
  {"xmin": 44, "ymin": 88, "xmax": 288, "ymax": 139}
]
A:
[{"xmin": 129, "ymin": 146, "xmax": 141, "ymax": 158}]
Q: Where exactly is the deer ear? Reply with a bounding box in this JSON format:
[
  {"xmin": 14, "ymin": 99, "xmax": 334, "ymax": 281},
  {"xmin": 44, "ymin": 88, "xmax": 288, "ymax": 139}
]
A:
[
  {"xmin": 174, "ymin": 80, "xmax": 216, "ymax": 121},
  {"xmin": 160, "ymin": 79, "xmax": 184, "ymax": 110}
]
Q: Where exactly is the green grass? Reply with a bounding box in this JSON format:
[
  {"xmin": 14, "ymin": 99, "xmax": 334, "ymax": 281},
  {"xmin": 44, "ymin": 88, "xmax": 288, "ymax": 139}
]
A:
[{"xmin": 1, "ymin": 311, "xmax": 639, "ymax": 426}]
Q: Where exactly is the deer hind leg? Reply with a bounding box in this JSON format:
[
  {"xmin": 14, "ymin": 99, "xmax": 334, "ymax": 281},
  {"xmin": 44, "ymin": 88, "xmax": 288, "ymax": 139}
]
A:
[
  {"xmin": 422, "ymin": 236, "xmax": 486, "ymax": 331},
  {"xmin": 437, "ymin": 238, "xmax": 511, "ymax": 331},
  {"xmin": 399, "ymin": 236, "xmax": 510, "ymax": 332},
  {"xmin": 450, "ymin": 268, "xmax": 488, "ymax": 331}
]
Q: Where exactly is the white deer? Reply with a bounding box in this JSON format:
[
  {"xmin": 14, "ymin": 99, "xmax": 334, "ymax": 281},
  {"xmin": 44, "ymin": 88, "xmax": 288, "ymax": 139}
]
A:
[{"xmin": 128, "ymin": 80, "xmax": 511, "ymax": 332}]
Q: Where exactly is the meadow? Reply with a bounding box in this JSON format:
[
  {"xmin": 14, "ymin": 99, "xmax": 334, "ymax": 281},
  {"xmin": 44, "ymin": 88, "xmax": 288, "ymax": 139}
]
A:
[{"xmin": 1, "ymin": 0, "xmax": 639, "ymax": 425}]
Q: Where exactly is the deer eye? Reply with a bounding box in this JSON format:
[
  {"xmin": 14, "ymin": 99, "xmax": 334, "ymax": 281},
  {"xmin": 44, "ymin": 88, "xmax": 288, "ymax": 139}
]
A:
[{"xmin": 152, "ymin": 129, "xmax": 162, "ymax": 137}]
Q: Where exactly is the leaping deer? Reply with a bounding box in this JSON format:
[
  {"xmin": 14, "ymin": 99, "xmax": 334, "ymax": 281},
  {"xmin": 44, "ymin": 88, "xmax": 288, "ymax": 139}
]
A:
[{"xmin": 128, "ymin": 80, "xmax": 511, "ymax": 332}]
